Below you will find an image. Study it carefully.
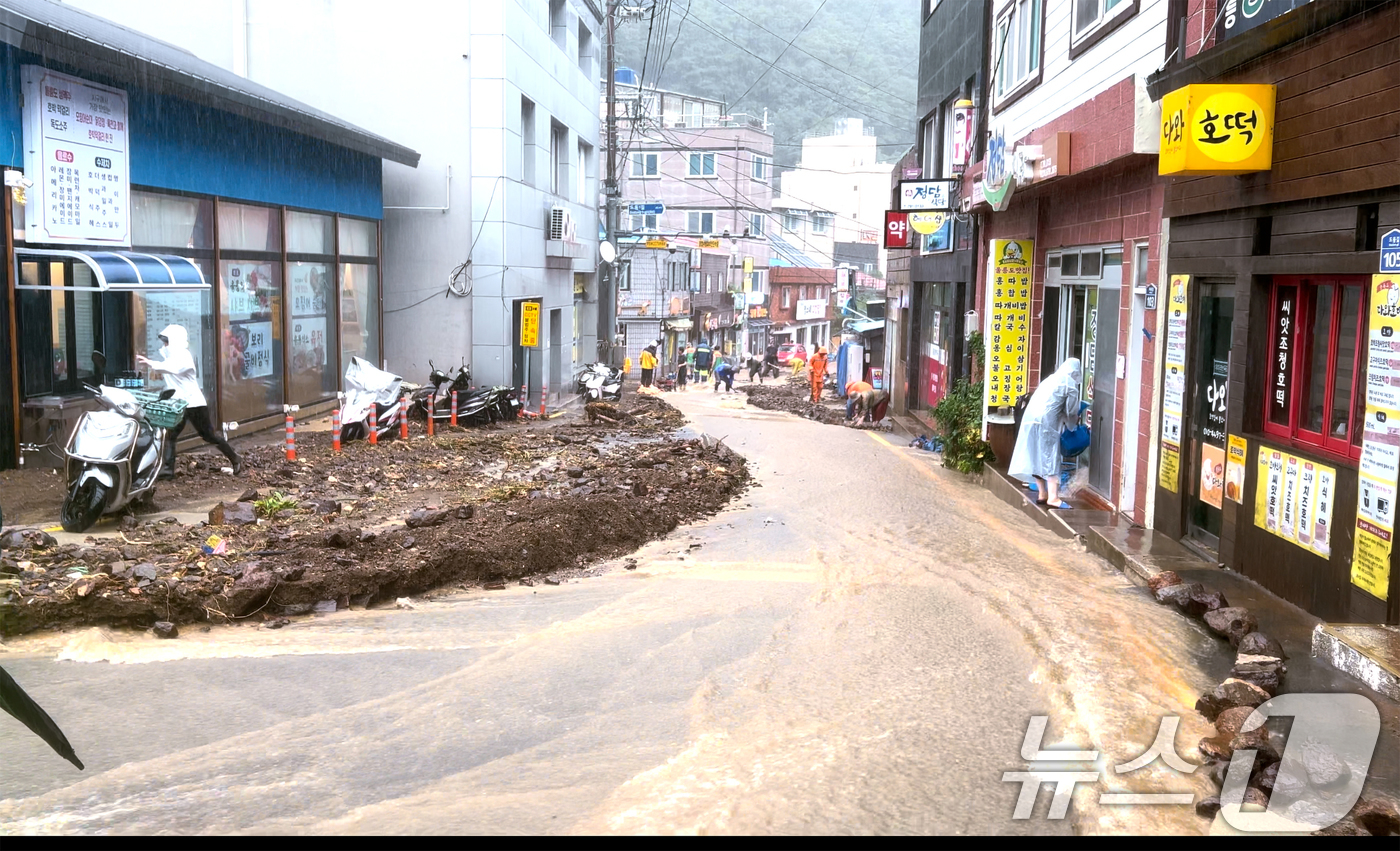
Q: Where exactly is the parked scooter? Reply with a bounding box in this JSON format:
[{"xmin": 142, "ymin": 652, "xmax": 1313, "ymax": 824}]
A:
[
  {"xmin": 410, "ymin": 360, "xmax": 476, "ymax": 423},
  {"xmin": 341, "ymin": 356, "xmax": 404, "ymax": 442},
  {"xmin": 577, "ymin": 363, "xmax": 623, "ymax": 402},
  {"xmin": 59, "ymin": 352, "xmax": 184, "ymax": 533}
]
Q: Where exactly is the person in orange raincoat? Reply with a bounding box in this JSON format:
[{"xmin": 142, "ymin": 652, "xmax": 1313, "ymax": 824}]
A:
[{"xmin": 808, "ymin": 347, "xmax": 829, "ymax": 403}]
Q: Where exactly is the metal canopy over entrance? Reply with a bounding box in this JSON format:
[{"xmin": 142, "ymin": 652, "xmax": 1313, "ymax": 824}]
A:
[{"xmin": 15, "ymin": 249, "xmax": 209, "ymax": 291}]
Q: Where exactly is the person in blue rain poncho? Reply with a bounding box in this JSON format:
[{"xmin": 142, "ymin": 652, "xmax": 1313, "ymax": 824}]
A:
[{"xmin": 1008, "ymin": 357, "xmax": 1082, "ymax": 509}]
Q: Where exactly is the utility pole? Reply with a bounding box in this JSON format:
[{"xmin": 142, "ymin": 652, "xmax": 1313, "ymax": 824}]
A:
[{"xmin": 600, "ymin": 0, "xmax": 621, "ymax": 366}]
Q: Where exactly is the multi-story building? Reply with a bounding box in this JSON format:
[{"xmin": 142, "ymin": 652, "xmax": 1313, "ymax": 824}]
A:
[
  {"xmin": 778, "ymin": 118, "xmax": 894, "ymax": 275},
  {"xmin": 769, "ymin": 267, "xmax": 834, "ymax": 351},
  {"xmin": 770, "ymin": 198, "xmax": 836, "ymax": 268},
  {"xmin": 1146, "ymin": 0, "xmax": 1400, "ymax": 623},
  {"xmin": 969, "ymin": 0, "xmax": 1171, "ymax": 526},
  {"xmin": 604, "ymin": 78, "xmax": 774, "ymax": 365},
  {"xmin": 65, "ymin": 0, "xmax": 603, "ymax": 409}
]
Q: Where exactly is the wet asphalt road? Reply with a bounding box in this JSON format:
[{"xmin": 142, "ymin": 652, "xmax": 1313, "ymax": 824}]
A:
[{"xmin": 0, "ymin": 387, "xmax": 1225, "ymax": 834}]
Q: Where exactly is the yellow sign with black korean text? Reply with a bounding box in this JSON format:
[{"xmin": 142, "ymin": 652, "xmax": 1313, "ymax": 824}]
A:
[
  {"xmin": 1159, "ymin": 84, "xmax": 1276, "ymax": 176},
  {"xmin": 1158, "ymin": 444, "xmax": 1180, "ymax": 494},
  {"xmin": 519, "ymin": 301, "xmax": 540, "ymax": 348},
  {"xmin": 984, "ymin": 239, "xmax": 1032, "ymax": 409},
  {"xmin": 1350, "ymin": 274, "xmax": 1400, "ymax": 601},
  {"xmin": 1226, "ymin": 435, "xmax": 1248, "ymax": 504},
  {"xmin": 645, "ymin": 238, "xmax": 669, "ymax": 249},
  {"xmin": 698, "ymin": 239, "xmax": 720, "ymax": 248}
]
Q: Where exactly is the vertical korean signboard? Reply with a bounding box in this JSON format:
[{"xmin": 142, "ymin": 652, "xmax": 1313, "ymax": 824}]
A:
[
  {"xmin": 520, "ymin": 301, "xmax": 541, "ymax": 348},
  {"xmin": 1351, "ymin": 274, "xmax": 1400, "ymax": 602},
  {"xmin": 22, "ymin": 67, "xmax": 131, "ymax": 246},
  {"xmin": 985, "ymin": 239, "xmax": 1032, "ymax": 409},
  {"xmin": 1158, "ymin": 275, "xmax": 1189, "ymax": 492}
]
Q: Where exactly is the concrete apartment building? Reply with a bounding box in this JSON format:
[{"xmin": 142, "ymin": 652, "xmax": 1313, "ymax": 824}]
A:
[
  {"xmin": 776, "ymin": 118, "xmax": 894, "ymax": 276},
  {"xmin": 64, "ymin": 0, "xmax": 602, "ymax": 406},
  {"xmin": 606, "ymin": 78, "xmax": 775, "ymax": 367}
]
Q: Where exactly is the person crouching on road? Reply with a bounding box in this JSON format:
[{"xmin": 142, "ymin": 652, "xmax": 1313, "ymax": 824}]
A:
[
  {"xmin": 845, "ymin": 379, "xmax": 873, "ymax": 420},
  {"xmin": 1008, "ymin": 357, "xmax": 1082, "ymax": 509},
  {"xmin": 848, "ymin": 388, "xmax": 890, "ymax": 425},
  {"xmin": 137, "ymin": 324, "xmax": 242, "ymax": 477},
  {"xmin": 808, "ymin": 347, "xmax": 829, "ymax": 404},
  {"xmin": 640, "ymin": 342, "xmax": 658, "ymax": 388},
  {"xmin": 713, "ymin": 358, "xmax": 736, "ymax": 393},
  {"xmin": 745, "ymin": 352, "xmax": 763, "ymax": 384}
]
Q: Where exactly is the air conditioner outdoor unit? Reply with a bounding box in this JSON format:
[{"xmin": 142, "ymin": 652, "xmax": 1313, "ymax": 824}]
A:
[{"xmin": 548, "ymin": 205, "xmax": 576, "ymax": 241}]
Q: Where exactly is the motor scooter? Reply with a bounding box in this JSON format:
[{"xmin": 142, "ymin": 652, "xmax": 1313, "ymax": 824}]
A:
[
  {"xmin": 341, "ymin": 356, "xmax": 404, "ymax": 442},
  {"xmin": 59, "ymin": 352, "xmax": 182, "ymax": 533},
  {"xmin": 577, "ymin": 363, "xmax": 623, "ymax": 402},
  {"xmin": 410, "ymin": 360, "xmax": 475, "ymax": 422}
]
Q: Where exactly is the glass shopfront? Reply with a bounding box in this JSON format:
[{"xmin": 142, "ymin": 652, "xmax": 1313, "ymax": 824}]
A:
[{"xmin": 15, "ymin": 190, "xmax": 380, "ymax": 427}]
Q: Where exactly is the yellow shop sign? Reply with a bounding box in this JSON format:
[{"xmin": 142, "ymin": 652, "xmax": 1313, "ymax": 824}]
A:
[{"xmin": 1159, "ymin": 84, "xmax": 1276, "ymax": 176}]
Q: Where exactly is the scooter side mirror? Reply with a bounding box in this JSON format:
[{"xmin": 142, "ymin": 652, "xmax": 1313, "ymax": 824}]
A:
[
  {"xmin": 158, "ymin": 388, "xmax": 177, "ymax": 401},
  {"xmin": 92, "ymin": 350, "xmax": 107, "ymax": 377}
]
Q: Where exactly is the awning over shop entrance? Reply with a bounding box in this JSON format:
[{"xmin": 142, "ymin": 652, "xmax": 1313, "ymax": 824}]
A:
[
  {"xmin": 664, "ymin": 318, "xmax": 693, "ymax": 330},
  {"xmin": 15, "ymin": 249, "xmax": 209, "ymax": 291}
]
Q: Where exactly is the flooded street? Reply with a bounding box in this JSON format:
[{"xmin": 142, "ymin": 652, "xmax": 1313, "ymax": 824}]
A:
[{"xmin": 0, "ymin": 393, "xmax": 1221, "ymax": 834}]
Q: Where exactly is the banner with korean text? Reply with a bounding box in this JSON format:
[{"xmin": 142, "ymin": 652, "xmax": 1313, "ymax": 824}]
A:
[
  {"xmin": 1159, "ymin": 275, "xmax": 1189, "ymax": 493},
  {"xmin": 1351, "ymin": 274, "xmax": 1400, "ymax": 601},
  {"xmin": 985, "ymin": 239, "xmax": 1032, "ymax": 410},
  {"xmin": 1254, "ymin": 446, "xmax": 1336, "ymax": 558}
]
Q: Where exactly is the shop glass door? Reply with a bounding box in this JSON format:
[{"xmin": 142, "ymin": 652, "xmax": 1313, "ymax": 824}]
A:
[{"xmin": 1188, "ymin": 287, "xmax": 1234, "ymax": 547}]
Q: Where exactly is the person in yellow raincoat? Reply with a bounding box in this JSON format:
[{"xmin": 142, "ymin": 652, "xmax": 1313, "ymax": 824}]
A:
[
  {"xmin": 808, "ymin": 347, "xmax": 829, "ymax": 403},
  {"xmin": 639, "ymin": 342, "xmax": 658, "ymax": 387}
]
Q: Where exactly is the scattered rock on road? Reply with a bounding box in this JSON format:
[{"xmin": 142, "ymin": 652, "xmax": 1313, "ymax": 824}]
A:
[
  {"xmin": 1196, "ymin": 678, "xmax": 1271, "ymax": 721},
  {"xmin": 1204, "ymin": 607, "xmax": 1259, "ymax": 645},
  {"xmin": 209, "ymin": 501, "xmax": 258, "ymax": 526},
  {"xmin": 152, "ymin": 621, "xmax": 179, "ymax": 639}
]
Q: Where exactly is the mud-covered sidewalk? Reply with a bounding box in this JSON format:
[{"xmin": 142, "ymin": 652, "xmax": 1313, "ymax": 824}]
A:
[{"xmin": 0, "ymin": 396, "xmax": 748, "ymax": 636}]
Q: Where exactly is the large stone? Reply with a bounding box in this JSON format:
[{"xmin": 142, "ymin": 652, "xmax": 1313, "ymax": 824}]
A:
[
  {"xmin": 1196, "ymin": 795, "xmax": 1221, "ymax": 818},
  {"xmin": 1254, "ymin": 762, "xmax": 1279, "ymax": 795},
  {"xmin": 1215, "ymin": 705, "xmax": 1262, "ymax": 740},
  {"xmin": 1229, "ymin": 727, "xmax": 1281, "ymax": 767},
  {"xmin": 152, "ymin": 621, "xmax": 179, "ymax": 639},
  {"xmin": 209, "ymin": 501, "xmax": 258, "ymax": 526},
  {"xmin": 1229, "ymin": 659, "xmax": 1286, "ymax": 696},
  {"xmin": 308, "ymin": 499, "xmax": 341, "ymax": 516},
  {"xmin": 132, "ymin": 563, "xmax": 158, "ymax": 581},
  {"xmin": 1353, "ymin": 798, "xmax": 1400, "ymax": 836},
  {"xmin": 1155, "ymin": 582, "xmax": 1199, "ymax": 606},
  {"xmin": 1199, "ymin": 734, "xmax": 1234, "ymax": 761},
  {"xmin": 1196, "ymin": 678, "xmax": 1271, "ymax": 722},
  {"xmin": 1147, "ymin": 570, "xmax": 1183, "ymax": 594},
  {"xmin": 1300, "ymin": 739, "xmax": 1350, "ymax": 790},
  {"xmin": 323, "ymin": 528, "xmax": 359, "ymax": 549},
  {"xmin": 1237, "ymin": 632, "xmax": 1287, "ymax": 660},
  {"xmin": 454, "ymin": 504, "xmax": 475, "ymax": 520},
  {"xmin": 1204, "ymin": 607, "xmax": 1259, "ymax": 645},
  {"xmin": 406, "ymin": 508, "xmax": 450, "ymax": 528},
  {"xmin": 1180, "ymin": 586, "xmax": 1229, "ymax": 618},
  {"xmin": 312, "ymin": 599, "xmax": 338, "ymax": 614}
]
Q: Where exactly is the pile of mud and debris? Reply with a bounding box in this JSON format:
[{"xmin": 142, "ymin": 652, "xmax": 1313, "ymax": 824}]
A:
[
  {"xmin": 743, "ymin": 380, "xmax": 847, "ymax": 425},
  {"xmin": 0, "ymin": 394, "xmax": 745, "ymax": 636}
]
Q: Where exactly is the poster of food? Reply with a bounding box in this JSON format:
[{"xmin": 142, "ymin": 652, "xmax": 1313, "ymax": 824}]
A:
[
  {"xmin": 223, "ymin": 263, "xmax": 275, "ymax": 381},
  {"xmin": 1225, "ymin": 435, "xmax": 1248, "ymax": 503},
  {"xmin": 984, "ymin": 239, "xmax": 1032, "ymax": 409},
  {"xmin": 1200, "ymin": 443, "xmax": 1225, "ymax": 508},
  {"xmin": 289, "ymin": 264, "xmax": 329, "ymax": 371},
  {"xmin": 1254, "ymin": 444, "xmax": 1335, "ymax": 558}
]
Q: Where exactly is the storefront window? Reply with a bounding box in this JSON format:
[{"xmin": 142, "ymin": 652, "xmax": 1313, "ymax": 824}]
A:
[
  {"xmin": 135, "ymin": 288, "xmax": 215, "ymax": 411},
  {"xmin": 132, "ymin": 191, "xmax": 213, "ymax": 249},
  {"xmin": 288, "ymin": 211, "xmax": 333, "ymax": 255},
  {"xmin": 18, "ymin": 262, "xmax": 105, "ymax": 397},
  {"xmin": 338, "ymin": 217, "xmax": 378, "ymax": 257},
  {"xmin": 1265, "ymin": 276, "xmax": 1367, "ymax": 459},
  {"xmin": 340, "ymin": 263, "xmax": 379, "ymax": 367},
  {"xmin": 288, "ymin": 262, "xmax": 338, "ymax": 403},
  {"xmin": 219, "ymin": 202, "xmax": 281, "ymax": 253},
  {"xmin": 219, "ymin": 260, "xmax": 283, "ymax": 423}
]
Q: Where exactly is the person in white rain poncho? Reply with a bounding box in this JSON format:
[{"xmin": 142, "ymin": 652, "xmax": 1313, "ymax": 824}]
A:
[
  {"xmin": 1008, "ymin": 358, "xmax": 1082, "ymax": 509},
  {"xmin": 137, "ymin": 324, "xmax": 242, "ymax": 477}
]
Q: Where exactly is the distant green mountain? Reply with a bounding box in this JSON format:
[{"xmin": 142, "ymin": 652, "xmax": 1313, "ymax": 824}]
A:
[{"xmin": 614, "ymin": 0, "xmax": 919, "ymax": 170}]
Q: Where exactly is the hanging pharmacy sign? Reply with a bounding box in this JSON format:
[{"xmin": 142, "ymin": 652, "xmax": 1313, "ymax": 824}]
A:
[
  {"xmin": 21, "ymin": 66, "xmax": 131, "ymax": 246},
  {"xmin": 1350, "ymin": 274, "xmax": 1400, "ymax": 602},
  {"xmin": 1159, "ymin": 84, "xmax": 1276, "ymax": 176}
]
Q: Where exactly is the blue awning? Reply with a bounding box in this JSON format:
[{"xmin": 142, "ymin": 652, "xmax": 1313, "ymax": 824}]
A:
[{"xmin": 16, "ymin": 249, "xmax": 208, "ymax": 291}]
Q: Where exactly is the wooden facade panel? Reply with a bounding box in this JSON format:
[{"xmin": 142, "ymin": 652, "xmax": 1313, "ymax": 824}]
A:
[
  {"xmin": 1269, "ymin": 229, "xmax": 1356, "ymax": 256},
  {"xmin": 1170, "ymin": 166, "xmax": 1400, "ymax": 220},
  {"xmin": 1169, "ymin": 236, "xmax": 1255, "ymax": 259},
  {"xmin": 1259, "ymin": 3, "xmax": 1400, "ymax": 84},
  {"xmin": 1279, "ymin": 65, "xmax": 1399, "ymax": 123},
  {"xmin": 1271, "ymin": 206, "xmax": 1357, "ymax": 236},
  {"xmin": 1272, "ymin": 137, "xmax": 1399, "ymax": 184},
  {"xmin": 1273, "ymin": 85, "xmax": 1400, "ymax": 141},
  {"xmin": 1168, "ymin": 216, "xmax": 1254, "ymax": 242},
  {"xmin": 1274, "ymin": 35, "xmax": 1400, "ymax": 103},
  {"xmin": 1380, "ymin": 201, "xmax": 1400, "ymax": 232},
  {"xmin": 1273, "ymin": 113, "xmax": 1398, "ymax": 163}
]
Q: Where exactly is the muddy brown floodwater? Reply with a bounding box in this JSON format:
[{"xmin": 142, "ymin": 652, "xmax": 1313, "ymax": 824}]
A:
[{"xmin": 0, "ymin": 396, "xmax": 749, "ymax": 636}]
